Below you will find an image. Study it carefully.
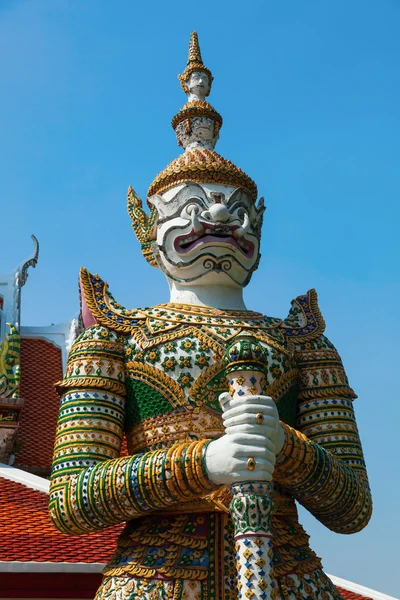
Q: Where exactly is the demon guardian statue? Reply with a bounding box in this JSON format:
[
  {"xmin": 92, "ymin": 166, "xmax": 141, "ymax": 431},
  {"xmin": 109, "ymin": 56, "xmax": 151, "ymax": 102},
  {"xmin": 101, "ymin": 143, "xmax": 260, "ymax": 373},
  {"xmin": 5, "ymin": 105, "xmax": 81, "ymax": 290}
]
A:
[{"xmin": 49, "ymin": 32, "xmax": 372, "ymax": 600}]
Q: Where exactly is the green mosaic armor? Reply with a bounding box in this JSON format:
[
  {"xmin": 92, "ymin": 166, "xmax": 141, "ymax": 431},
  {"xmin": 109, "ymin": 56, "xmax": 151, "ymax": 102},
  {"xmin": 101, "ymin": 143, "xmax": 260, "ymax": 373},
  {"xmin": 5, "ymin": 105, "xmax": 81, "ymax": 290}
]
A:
[{"xmin": 49, "ymin": 269, "xmax": 372, "ymax": 600}]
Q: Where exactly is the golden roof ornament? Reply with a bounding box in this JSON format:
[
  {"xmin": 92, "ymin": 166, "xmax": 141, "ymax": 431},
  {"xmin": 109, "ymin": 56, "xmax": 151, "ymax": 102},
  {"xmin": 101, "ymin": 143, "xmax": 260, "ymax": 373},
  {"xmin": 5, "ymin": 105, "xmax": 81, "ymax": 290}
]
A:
[{"xmin": 178, "ymin": 31, "xmax": 214, "ymax": 96}]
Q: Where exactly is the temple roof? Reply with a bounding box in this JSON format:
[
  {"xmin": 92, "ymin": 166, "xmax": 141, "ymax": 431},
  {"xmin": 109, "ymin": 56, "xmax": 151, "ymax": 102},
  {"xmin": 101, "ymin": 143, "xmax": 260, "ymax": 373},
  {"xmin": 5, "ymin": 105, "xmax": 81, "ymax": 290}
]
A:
[
  {"xmin": 0, "ymin": 471, "xmax": 122, "ymax": 565},
  {"xmin": 11, "ymin": 337, "xmax": 129, "ymax": 475},
  {"xmin": 14, "ymin": 338, "xmax": 63, "ymax": 474}
]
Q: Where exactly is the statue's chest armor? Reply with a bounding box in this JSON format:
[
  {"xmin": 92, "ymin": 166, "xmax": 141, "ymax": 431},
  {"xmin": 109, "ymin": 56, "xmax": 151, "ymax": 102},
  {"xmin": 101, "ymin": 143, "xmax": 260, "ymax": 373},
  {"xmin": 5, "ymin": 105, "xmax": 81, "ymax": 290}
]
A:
[{"xmin": 123, "ymin": 319, "xmax": 299, "ymax": 433}]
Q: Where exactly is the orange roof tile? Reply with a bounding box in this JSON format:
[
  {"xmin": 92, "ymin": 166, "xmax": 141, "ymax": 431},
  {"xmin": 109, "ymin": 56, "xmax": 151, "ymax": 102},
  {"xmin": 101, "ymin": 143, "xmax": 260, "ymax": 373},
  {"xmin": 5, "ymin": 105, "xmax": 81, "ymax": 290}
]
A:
[
  {"xmin": 0, "ymin": 476, "xmax": 122, "ymax": 563},
  {"xmin": 16, "ymin": 337, "xmax": 129, "ymax": 470},
  {"xmin": 16, "ymin": 338, "xmax": 63, "ymax": 471},
  {"xmin": 337, "ymin": 590, "xmax": 372, "ymax": 600}
]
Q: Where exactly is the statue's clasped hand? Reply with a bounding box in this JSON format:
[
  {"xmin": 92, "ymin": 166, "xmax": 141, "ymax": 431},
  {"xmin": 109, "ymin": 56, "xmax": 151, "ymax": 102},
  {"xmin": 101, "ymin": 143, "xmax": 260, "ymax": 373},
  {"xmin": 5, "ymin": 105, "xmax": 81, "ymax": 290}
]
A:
[{"xmin": 204, "ymin": 393, "xmax": 285, "ymax": 487}]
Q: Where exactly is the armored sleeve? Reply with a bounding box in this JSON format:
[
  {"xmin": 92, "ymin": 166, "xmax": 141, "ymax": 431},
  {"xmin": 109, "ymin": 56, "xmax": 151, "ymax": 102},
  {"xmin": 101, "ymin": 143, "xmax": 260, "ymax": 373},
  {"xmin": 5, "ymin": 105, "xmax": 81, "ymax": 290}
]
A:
[
  {"xmin": 49, "ymin": 325, "xmax": 216, "ymax": 535},
  {"xmin": 274, "ymin": 333, "xmax": 372, "ymax": 534}
]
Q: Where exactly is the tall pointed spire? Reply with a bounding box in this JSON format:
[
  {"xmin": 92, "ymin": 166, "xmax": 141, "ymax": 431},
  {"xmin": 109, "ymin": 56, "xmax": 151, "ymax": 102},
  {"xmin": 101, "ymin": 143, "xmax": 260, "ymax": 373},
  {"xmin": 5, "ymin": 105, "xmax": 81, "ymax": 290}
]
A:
[
  {"xmin": 147, "ymin": 32, "xmax": 257, "ymax": 202},
  {"xmin": 178, "ymin": 31, "xmax": 213, "ymax": 95},
  {"xmin": 187, "ymin": 31, "xmax": 202, "ymax": 64}
]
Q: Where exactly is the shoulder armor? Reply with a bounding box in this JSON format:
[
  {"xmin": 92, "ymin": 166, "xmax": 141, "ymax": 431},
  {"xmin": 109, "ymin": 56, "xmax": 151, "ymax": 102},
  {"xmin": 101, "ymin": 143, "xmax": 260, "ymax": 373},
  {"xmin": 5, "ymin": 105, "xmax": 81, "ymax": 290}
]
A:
[
  {"xmin": 56, "ymin": 323, "xmax": 126, "ymax": 395},
  {"xmin": 281, "ymin": 289, "xmax": 325, "ymax": 343},
  {"xmin": 79, "ymin": 267, "xmax": 146, "ymax": 335}
]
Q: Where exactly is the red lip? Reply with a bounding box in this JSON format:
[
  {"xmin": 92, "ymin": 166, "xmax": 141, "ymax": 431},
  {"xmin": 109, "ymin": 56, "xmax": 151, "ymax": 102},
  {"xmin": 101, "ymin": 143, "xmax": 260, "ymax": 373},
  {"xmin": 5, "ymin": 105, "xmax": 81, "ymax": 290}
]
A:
[{"xmin": 174, "ymin": 225, "xmax": 255, "ymax": 258}]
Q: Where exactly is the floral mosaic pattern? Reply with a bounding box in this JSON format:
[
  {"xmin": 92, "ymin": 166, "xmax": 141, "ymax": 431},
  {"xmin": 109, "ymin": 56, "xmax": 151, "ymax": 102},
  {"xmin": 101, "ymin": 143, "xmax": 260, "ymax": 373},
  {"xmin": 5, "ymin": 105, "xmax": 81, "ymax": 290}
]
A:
[{"xmin": 49, "ymin": 273, "xmax": 371, "ymax": 600}]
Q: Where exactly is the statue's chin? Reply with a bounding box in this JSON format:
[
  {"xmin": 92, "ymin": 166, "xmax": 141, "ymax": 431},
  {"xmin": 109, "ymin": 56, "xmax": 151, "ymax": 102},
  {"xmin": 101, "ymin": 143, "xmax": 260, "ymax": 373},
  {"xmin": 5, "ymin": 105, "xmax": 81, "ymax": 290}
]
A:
[
  {"xmin": 155, "ymin": 250, "xmax": 253, "ymax": 288},
  {"xmin": 170, "ymin": 270, "xmax": 247, "ymax": 290}
]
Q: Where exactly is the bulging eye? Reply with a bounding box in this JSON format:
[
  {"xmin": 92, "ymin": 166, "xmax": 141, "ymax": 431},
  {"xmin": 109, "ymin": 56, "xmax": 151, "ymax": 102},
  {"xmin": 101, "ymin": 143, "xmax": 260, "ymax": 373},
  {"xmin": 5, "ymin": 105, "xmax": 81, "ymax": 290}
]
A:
[
  {"xmin": 182, "ymin": 198, "xmax": 205, "ymax": 219},
  {"xmin": 186, "ymin": 203, "xmax": 201, "ymax": 216},
  {"xmin": 229, "ymin": 205, "xmax": 247, "ymax": 222}
]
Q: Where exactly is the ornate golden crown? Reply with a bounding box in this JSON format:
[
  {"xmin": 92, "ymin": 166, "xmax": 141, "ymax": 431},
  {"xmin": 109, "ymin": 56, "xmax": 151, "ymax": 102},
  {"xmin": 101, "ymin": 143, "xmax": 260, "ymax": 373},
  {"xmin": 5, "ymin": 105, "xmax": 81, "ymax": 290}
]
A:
[{"xmin": 148, "ymin": 148, "xmax": 257, "ymax": 200}]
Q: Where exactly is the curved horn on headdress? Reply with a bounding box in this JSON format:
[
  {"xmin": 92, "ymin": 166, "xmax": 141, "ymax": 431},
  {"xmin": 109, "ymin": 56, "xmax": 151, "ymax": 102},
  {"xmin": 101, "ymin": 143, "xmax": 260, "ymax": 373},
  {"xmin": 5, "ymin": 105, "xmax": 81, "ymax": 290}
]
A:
[{"xmin": 127, "ymin": 186, "xmax": 159, "ymax": 267}]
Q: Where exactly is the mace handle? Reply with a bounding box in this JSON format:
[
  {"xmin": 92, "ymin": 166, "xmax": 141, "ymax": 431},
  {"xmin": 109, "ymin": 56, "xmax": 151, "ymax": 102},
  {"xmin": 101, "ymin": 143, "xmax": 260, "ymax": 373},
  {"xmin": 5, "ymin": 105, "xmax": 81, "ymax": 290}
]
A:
[
  {"xmin": 223, "ymin": 334, "xmax": 276, "ymax": 600},
  {"xmin": 230, "ymin": 481, "xmax": 274, "ymax": 600}
]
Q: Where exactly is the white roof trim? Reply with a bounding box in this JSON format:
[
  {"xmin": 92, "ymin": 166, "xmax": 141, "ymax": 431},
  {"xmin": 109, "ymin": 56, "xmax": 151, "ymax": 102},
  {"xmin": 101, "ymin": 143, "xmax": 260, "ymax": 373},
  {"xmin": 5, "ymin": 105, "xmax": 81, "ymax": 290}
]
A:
[
  {"xmin": 0, "ymin": 463, "xmax": 50, "ymax": 494},
  {"xmin": 0, "ymin": 561, "xmax": 104, "ymax": 573},
  {"xmin": 327, "ymin": 574, "xmax": 398, "ymax": 600}
]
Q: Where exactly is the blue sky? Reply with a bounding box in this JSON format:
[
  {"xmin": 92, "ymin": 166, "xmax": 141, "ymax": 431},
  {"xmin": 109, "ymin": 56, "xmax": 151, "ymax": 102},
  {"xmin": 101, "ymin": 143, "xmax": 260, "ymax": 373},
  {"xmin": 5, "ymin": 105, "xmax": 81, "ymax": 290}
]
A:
[{"xmin": 1, "ymin": 1, "xmax": 399, "ymax": 596}]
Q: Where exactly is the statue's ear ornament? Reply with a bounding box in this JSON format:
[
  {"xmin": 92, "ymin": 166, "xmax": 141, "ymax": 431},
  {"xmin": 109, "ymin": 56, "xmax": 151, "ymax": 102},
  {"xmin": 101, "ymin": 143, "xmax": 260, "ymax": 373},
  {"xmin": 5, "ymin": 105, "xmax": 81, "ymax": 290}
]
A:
[
  {"xmin": 127, "ymin": 186, "xmax": 159, "ymax": 268},
  {"xmin": 255, "ymin": 197, "xmax": 266, "ymax": 234}
]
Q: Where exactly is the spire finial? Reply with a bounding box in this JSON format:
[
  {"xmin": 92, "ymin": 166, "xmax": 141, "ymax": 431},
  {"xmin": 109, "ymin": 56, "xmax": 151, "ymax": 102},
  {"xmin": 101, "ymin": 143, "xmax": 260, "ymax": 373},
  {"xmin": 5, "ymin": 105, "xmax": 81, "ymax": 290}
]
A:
[
  {"xmin": 188, "ymin": 31, "xmax": 202, "ymax": 65},
  {"xmin": 178, "ymin": 31, "xmax": 213, "ymax": 98}
]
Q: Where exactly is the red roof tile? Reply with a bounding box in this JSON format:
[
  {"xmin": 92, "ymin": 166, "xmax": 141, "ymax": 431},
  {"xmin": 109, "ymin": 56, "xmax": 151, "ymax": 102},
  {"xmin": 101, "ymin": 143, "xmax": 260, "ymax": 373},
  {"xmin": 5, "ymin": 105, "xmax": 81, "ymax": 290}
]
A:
[
  {"xmin": 0, "ymin": 476, "xmax": 122, "ymax": 563},
  {"xmin": 16, "ymin": 338, "xmax": 129, "ymax": 470},
  {"xmin": 16, "ymin": 338, "xmax": 63, "ymax": 471},
  {"xmin": 337, "ymin": 590, "xmax": 372, "ymax": 600}
]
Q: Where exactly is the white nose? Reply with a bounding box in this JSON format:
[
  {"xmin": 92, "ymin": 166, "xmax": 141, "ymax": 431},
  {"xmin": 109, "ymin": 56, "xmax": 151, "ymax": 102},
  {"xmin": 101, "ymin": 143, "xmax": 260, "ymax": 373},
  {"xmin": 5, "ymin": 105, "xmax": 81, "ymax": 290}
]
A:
[{"xmin": 208, "ymin": 203, "xmax": 230, "ymax": 223}]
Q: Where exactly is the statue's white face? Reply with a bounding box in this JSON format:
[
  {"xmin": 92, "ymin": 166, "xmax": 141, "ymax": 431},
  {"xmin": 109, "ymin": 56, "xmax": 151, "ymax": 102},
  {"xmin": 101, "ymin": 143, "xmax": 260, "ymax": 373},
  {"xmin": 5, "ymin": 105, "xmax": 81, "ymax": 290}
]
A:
[
  {"xmin": 149, "ymin": 183, "xmax": 264, "ymax": 287},
  {"xmin": 192, "ymin": 117, "xmax": 215, "ymax": 141},
  {"xmin": 176, "ymin": 117, "xmax": 218, "ymax": 149},
  {"xmin": 188, "ymin": 71, "xmax": 210, "ymax": 98}
]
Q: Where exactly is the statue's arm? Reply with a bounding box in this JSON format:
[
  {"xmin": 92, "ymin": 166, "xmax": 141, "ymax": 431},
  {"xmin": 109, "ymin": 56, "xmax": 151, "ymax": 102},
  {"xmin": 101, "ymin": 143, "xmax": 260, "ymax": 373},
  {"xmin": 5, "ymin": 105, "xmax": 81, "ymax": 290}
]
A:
[
  {"xmin": 273, "ymin": 334, "xmax": 372, "ymax": 534},
  {"xmin": 49, "ymin": 325, "xmax": 216, "ymax": 535}
]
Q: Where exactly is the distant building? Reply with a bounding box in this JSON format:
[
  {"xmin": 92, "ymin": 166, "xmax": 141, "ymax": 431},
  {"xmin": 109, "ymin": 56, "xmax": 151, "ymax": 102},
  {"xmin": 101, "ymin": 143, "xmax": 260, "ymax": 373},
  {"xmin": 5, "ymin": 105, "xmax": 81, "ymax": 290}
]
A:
[{"xmin": 0, "ymin": 236, "xmax": 74, "ymax": 474}]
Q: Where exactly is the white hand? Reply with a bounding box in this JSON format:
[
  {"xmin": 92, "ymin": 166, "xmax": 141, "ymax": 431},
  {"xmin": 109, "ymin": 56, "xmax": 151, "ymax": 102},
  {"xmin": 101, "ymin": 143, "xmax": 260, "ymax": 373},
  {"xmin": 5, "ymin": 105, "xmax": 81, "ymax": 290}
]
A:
[
  {"xmin": 221, "ymin": 393, "xmax": 285, "ymax": 455},
  {"xmin": 204, "ymin": 431, "xmax": 276, "ymax": 486},
  {"xmin": 204, "ymin": 393, "xmax": 285, "ymax": 487}
]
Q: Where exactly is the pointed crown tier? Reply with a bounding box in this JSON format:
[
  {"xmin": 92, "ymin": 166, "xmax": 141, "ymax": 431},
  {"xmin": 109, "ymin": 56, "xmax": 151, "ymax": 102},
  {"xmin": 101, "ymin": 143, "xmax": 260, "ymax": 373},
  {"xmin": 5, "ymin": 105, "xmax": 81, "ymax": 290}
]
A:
[
  {"xmin": 148, "ymin": 148, "xmax": 258, "ymax": 200},
  {"xmin": 178, "ymin": 31, "xmax": 213, "ymax": 94}
]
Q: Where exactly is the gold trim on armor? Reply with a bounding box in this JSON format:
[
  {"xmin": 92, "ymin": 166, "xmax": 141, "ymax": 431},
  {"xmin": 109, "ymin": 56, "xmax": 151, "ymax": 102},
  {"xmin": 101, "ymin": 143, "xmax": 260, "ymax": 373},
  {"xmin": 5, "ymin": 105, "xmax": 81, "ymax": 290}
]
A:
[
  {"xmin": 80, "ymin": 267, "xmax": 146, "ymax": 334},
  {"xmin": 70, "ymin": 338, "xmax": 124, "ymax": 353},
  {"xmin": 154, "ymin": 302, "xmax": 264, "ymax": 319},
  {"xmin": 189, "ymin": 361, "xmax": 225, "ymax": 403},
  {"xmin": 131, "ymin": 325, "xmax": 225, "ymax": 355},
  {"xmin": 126, "ymin": 410, "xmax": 224, "ymax": 455},
  {"xmin": 55, "ymin": 377, "xmax": 125, "ymax": 395},
  {"xmin": 297, "ymin": 385, "xmax": 357, "ymax": 400},
  {"xmin": 264, "ymin": 368, "xmax": 299, "ymax": 402},
  {"xmin": 283, "ymin": 289, "xmax": 326, "ymax": 343},
  {"xmin": 125, "ymin": 362, "xmax": 186, "ymax": 407},
  {"xmin": 79, "ymin": 269, "xmax": 327, "ymax": 354}
]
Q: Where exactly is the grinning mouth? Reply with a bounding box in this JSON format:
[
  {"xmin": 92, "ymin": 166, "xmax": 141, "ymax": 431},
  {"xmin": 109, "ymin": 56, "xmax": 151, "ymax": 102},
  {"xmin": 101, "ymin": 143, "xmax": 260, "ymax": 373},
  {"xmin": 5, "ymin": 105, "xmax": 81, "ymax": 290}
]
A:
[{"xmin": 174, "ymin": 224, "xmax": 255, "ymax": 257}]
